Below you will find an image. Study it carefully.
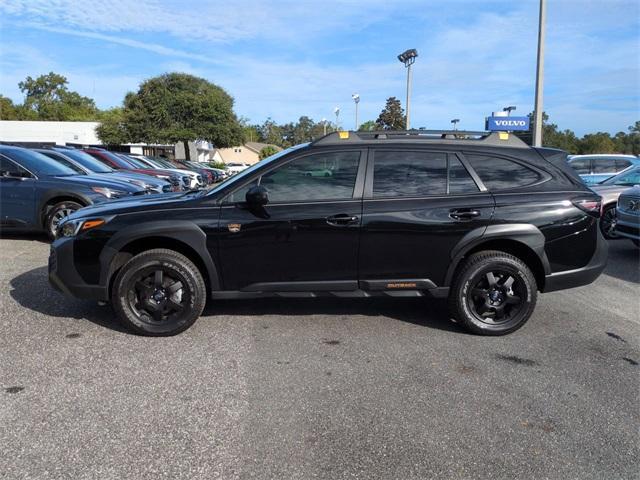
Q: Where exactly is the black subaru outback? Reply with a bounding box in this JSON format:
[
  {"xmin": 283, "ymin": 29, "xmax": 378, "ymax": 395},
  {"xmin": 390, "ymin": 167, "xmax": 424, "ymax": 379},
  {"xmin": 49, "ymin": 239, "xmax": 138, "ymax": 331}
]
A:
[{"xmin": 49, "ymin": 130, "xmax": 607, "ymax": 336}]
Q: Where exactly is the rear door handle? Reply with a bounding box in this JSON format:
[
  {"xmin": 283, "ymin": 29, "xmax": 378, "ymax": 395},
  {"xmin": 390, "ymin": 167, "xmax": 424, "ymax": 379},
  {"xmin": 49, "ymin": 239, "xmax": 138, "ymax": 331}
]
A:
[
  {"xmin": 326, "ymin": 214, "xmax": 359, "ymax": 226},
  {"xmin": 449, "ymin": 209, "xmax": 481, "ymax": 221}
]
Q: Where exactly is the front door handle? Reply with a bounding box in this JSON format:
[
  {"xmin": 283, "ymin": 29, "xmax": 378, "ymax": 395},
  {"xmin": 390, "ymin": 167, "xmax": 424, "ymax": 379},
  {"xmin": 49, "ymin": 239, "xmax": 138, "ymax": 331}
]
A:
[
  {"xmin": 449, "ymin": 209, "xmax": 481, "ymax": 221},
  {"xmin": 326, "ymin": 214, "xmax": 359, "ymax": 226}
]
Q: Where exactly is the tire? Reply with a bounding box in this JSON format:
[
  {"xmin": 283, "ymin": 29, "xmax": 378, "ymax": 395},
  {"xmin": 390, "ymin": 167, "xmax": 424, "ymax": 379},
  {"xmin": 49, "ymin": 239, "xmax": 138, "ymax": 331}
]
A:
[
  {"xmin": 600, "ymin": 204, "xmax": 618, "ymax": 239},
  {"xmin": 111, "ymin": 249, "xmax": 206, "ymax": 336},
  {"xmin": 448, "ymin": 250, "xmax": 538, "ymax": 336},
  {"xmin": 45, "ymin": 201, "xmax": 83, "ymax": 240}
]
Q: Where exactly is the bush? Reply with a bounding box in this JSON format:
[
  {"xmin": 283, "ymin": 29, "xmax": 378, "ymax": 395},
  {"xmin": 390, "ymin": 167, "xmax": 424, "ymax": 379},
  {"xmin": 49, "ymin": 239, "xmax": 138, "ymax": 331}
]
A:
[{"xmin": 209, "ymin": 161, "xmax": 227, "ymax": 170}]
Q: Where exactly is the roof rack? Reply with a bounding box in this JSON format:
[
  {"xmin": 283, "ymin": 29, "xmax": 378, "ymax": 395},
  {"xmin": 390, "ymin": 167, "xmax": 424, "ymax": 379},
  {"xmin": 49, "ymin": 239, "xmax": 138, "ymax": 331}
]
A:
[{"xmin": 311, "ymin": 130, "xmax": 528, "ymax": 148}]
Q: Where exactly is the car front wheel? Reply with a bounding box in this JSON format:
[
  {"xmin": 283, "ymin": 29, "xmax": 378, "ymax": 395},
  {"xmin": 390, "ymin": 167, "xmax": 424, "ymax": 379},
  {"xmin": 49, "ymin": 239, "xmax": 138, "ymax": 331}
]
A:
[
  {"xmin": 111, "ymin": 249, "xmax": 206, "ymax": 336},
  {"xmin": 45, "ymin": 201, "xmax": 83, "ymax": 240},
  {"xmin": 600, "ymin": 204, "xmax": 618, "ymax": 239},
  {"xmin": 449, "ymin": 250, "xmax": 537, "ymax": 335}
]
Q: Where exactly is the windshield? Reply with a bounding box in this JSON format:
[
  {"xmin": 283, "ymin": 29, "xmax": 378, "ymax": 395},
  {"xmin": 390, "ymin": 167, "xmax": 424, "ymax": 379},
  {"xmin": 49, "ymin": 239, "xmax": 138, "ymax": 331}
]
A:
[
  {"xmin": 600, "ymin": 166, "xmax": 640, "ymax": 186},
  {"xmin": 55, "ymin": 149, "xmax": 114, "ymax": 173},
  {"xmin": 206, "ymin": 143, "xmax": 309, "ymax": 197},
  {"xmin": 1, "ymin": 147, "xmax": 79, "ymax": 176},
  {"xmin": 122, "ymin": 155, "xmax": 152, "ymax": 169},
  {"xmin": 151, "ymin": 157, "xmax": 176, "ymax": 169}
]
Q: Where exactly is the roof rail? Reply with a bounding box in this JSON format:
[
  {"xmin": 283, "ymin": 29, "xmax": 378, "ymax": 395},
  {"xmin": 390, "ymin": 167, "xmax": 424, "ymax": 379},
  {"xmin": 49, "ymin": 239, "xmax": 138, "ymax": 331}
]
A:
[{"xmin": 311, "ymin": 130, "xmax": 528, "ymax": 148}]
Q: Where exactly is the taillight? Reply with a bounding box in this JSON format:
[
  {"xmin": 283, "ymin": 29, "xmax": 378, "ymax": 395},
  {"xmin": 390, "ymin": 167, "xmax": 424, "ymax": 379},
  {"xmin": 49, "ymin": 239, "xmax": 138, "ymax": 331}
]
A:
[{"xmin": 572, "ymin": 198, "xmax": 602, "ymax": 218}]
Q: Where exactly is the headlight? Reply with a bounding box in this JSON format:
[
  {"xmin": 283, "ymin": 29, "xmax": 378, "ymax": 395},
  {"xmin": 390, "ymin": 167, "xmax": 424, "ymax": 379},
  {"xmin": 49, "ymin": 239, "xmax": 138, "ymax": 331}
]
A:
[
  {"xmin": 91, "ymin": 186, "xmax": 128, "ymax": 199},
  {"xmin": 59, "ymin": 217, "xmax": 111, "ymax": 237}
]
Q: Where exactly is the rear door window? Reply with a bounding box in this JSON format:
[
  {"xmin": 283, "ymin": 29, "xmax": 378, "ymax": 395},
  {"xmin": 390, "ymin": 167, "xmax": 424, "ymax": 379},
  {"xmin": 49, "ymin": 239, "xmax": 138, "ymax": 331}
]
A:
[
  {"xmin": 592, "ymin": 158, "xmax": 618, "ymax": 174},
  {"xmin": 373, "ymin": 150, "xmax": 447, "ymax": 197},
  {"xmin": 465, "ymin": 154, "xmax": 545, "ymax": 190}
]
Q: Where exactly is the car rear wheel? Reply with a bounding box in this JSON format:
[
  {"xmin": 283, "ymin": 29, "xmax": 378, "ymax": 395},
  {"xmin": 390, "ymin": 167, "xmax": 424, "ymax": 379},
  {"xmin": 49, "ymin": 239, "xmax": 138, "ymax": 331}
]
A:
[
  {"xmin": 449, "ymin": 250, "xmax": 537, "ymax": 335},
  {"xmin": 111, "ymin": 249, "xmax": 206, "ymax": 336},
  {"xmin": 600, "ymin": 204, "xmax": 618, "ymax": 239},
  {"xmin": 45, "ymin": 201, "xmax": 83, "ymax": 240}
]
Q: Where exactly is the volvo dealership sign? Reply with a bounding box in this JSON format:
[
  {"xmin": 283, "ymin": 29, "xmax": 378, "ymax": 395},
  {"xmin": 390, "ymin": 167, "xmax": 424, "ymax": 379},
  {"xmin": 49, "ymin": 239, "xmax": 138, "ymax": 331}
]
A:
[{"xmin": 487, "ymin": 116, "xmax": 530, "ymax": 131}]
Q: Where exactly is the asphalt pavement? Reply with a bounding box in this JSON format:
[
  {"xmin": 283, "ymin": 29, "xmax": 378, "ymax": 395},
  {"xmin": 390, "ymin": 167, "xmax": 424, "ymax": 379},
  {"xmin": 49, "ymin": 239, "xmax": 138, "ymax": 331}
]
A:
[{"xmin": 1, "ymin": 234, "xmax": 638, "ymax": 479}]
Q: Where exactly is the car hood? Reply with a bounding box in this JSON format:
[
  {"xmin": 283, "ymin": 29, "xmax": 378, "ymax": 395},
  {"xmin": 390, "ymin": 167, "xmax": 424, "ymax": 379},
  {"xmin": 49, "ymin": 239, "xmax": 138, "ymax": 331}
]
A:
[
  {"xmin": 52, "ymin": 174, "xmax": 144, "ymax": 192},
  {"xmin": 109, "ymin": 171, "xmax": 168, "ymax": 187},
  {"xmin": 65, "ymin": 191, "xmax": 196, "ymax": 220}
]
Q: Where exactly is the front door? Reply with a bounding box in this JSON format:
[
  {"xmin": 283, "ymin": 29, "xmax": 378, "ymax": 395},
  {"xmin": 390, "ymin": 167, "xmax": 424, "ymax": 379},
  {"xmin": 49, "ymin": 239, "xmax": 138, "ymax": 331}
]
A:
[
  {"xmin": 359, "ymin": 149, "xmax": 495, "ymax": 287},
  {"xmin": 0, "ymin": 156, "xmax": 36, "ymax": 228},
  {"xmin": 217, "ymin": 149, "xmax": 365, "ymax": 291}
]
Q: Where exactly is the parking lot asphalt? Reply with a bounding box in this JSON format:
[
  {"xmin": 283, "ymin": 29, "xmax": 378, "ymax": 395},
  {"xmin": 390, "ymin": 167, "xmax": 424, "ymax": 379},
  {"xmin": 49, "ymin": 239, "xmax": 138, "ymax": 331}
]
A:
[{"xmin": 0, "ymin": 235, "xmax": 638, "ymax": 480}]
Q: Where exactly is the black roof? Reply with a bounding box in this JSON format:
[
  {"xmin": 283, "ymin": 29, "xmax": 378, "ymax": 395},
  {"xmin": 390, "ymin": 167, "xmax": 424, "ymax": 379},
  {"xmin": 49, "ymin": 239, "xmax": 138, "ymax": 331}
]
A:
[{"xmin": 311, "ymin": 130, "xmax": 528, "ymax": 149}]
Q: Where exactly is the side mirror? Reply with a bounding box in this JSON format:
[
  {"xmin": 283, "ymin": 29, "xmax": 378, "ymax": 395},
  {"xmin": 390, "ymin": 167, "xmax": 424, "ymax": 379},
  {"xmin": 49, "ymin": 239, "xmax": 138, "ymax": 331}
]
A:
[{"xmin": 245, "ymin": 185, "xmax": 269, "ymax": 206}]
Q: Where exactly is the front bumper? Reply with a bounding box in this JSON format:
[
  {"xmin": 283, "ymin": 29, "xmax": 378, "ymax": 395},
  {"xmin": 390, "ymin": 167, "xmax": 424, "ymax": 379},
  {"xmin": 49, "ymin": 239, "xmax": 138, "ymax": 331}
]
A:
[
  {"xmin": 542, "ymin": 228, "xmax": 608, "ymax": 293},
  {"xmin": 615, "ymin": 209, "xmax": 640, "ymax": 241},
  {"xmin": 48, "ymin": 238, "xmax": 109, "ymax": 301}
]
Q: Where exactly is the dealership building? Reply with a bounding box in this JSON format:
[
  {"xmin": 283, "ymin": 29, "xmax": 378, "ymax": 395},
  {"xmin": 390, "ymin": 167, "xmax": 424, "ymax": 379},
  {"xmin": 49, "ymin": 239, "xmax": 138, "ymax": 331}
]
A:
[{"xmin": 0, "ymin": 120, "xmax": 218, "ymax": 162}]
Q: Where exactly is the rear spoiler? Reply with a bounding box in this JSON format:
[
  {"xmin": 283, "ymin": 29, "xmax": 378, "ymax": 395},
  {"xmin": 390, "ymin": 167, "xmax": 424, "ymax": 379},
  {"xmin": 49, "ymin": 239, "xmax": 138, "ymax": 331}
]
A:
[{"xmin": 534, "ymin": 147, "xmax": 587, "ymax": 188}]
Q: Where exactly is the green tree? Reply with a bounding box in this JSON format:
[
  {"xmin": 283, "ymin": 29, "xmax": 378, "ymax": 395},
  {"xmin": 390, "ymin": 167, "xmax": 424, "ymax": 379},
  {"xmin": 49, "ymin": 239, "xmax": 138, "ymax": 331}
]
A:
[
  {"xmin": 18, "ymin": 72, "xmax": 98, "ymax": 120},
  {"xmin": 259, "ymin": 145, "xmax": 279, "ymax": 160},
  {"xmin": 375, "ymin": 97, "xmax": 405, "ymax": 130},
  {"xmin": 121, "ymin": 73, "xmax": 244, "ymax": 159},
  {"xmin": 358, "ymin": 120, "xmax": 376, "ymax": 131},
  {"xmin": 578, "ymin": 132, "xmax": 616, "ymax": 154},
  {"xmin": 0, "ymin": 95, "xmax": 19, "ymax": 120},
  {"xmin": 95, "ymin": 108, "xmax": 129, "ymax": 145}
]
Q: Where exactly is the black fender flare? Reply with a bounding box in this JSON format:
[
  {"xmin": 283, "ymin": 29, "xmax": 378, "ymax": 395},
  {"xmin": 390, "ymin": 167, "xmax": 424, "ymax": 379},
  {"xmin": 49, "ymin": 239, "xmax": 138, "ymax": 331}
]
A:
[
  {"xmin": 444, "ymin": 223, "xmax": 551, "ymax": 286},
  {"xmin": 99, "ymin": 220, "xmax": 220, "ymax": 292}
]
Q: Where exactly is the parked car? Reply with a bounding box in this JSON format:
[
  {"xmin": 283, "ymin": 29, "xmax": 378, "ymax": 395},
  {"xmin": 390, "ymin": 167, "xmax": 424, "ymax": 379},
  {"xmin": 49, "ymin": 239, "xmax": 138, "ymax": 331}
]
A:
[
  {"xmin": 50, "ymin": 130, "xmax": 608, "ymax": 337},
  {"xmin": 0, "ymin": 145, "xmax": 147, "ymax": 238},
  {"xmin": 567, "ymin": 154, "xmax": 640, "ymax": 185},
  {"xmin": 591, "ymin": 165, "xmax": 640, "ymax": 238},
  {"xmin": 35, "ymin": 147, "xmax": 172, "ymax": 194},
  {"xmin": 83, "ymin": 148, "xmax": 183, "ymax": 191},
  {"xmin": 171, "ymin": 159, "xmax": 217, "ymax": 185},
  {"xmin": 614, "ymin": 185, "xmax": 640, "ymax": 247},
  {"xmin": 225, "ymin": 162, "xmax": 250, "ymax": 175},
  {"xmin": 127, "ymin": 154, "xmax": 205, "ymax": 189}
]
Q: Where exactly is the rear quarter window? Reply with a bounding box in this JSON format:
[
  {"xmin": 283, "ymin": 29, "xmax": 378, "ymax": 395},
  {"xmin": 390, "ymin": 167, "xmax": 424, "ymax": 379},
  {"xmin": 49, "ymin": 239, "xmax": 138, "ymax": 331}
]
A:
[{"xmin": 465, "ymin": 154, "xmax": 545, "ymax": 190}]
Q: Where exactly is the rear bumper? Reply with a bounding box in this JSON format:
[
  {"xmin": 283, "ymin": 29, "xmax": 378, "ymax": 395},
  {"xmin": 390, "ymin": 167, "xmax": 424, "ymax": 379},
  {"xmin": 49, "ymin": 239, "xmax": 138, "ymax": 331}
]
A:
[
  {"xmin": 542, "ymin": 229, "xmax": 608, "ymax": 293},
  {"xmin": 48, "ymin": 238, "xmax": 109, "ymax": 301}
]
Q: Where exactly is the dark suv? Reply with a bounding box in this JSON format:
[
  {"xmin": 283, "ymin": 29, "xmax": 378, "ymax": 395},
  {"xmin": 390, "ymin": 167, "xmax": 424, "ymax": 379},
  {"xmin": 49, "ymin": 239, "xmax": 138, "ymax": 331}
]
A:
[{"xmin": 49, "ymin": 131, "xmax": 607, "ymax": 336}]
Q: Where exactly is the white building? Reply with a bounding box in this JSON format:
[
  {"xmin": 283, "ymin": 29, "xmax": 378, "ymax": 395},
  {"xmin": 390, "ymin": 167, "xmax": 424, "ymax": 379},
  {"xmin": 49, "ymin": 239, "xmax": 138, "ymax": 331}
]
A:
[{"xmin": 0, "ymin": 120, "xmax": 216, "ymax": 161}]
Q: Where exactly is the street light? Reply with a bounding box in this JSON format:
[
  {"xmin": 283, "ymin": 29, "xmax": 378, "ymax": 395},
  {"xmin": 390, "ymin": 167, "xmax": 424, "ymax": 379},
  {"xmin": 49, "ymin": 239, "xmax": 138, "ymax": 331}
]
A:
[
  {"xmin": 451, "ymin": 118, "xmax": 460, "ymax": 131},
  {"xmin": 352, "ymin": 93, "xmax": 360, "ymax": 130},
  {"xmin": 503, "ymin": 106, "xmax": 517, "ymax": 116},
  {"xmin": 334, "ymin": 107, "xmax": 340, "ymax": 131},
  {"xmin": 321, "ymin": 118, "xmax": 327, "ymax": 136},
  {"xmin": 397, "ymin": 48, "xmax": 418, "ymax": 130},
  {"xmin": 533, "ymin": 0, "xmax": 546, "ymax": 146}
]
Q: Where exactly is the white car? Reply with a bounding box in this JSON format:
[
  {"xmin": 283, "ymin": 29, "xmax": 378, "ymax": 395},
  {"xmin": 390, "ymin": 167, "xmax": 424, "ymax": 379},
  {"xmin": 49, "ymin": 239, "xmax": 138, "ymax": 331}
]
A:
[
  {"xmin": 126, "ymin": 154, "xmax": 204, "ymax": 190},
  {"xmin": 226, "ymin": 162, "xmax": 250, "ymax": 175}
]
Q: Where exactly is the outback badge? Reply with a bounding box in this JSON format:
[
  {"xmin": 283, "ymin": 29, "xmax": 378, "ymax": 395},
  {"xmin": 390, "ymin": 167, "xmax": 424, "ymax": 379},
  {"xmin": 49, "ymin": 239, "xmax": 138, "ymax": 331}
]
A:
[{"xmin": 228, "ymin": 223, "xmax": 242, "ymax": 233}]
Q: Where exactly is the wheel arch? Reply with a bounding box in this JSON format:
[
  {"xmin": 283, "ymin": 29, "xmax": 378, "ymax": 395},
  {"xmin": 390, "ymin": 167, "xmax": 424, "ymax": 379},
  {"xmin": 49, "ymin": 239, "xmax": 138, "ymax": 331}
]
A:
[
  {"xmin": 101, "ymin": 221, "xmax": 220, "ymax": 298},
  {"xmin": 445, "ymin": 224, "xmax": 550, "ymax": 291},
  {"xmin": 39, "ymin": 193, "xmax": 90, "ymax": 228}
]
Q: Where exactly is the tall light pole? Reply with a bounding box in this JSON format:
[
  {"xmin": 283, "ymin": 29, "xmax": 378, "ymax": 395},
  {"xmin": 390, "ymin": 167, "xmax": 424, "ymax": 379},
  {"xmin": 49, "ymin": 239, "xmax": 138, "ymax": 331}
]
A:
[
  {"xmin": 352, "ymin": 93, "xmax": 360, "ymax": 130},
  {"xmin": 533, "ymin": 0, "xmax": 546, "ymax": 146},
  {"xmin": 451, "ymin": 118, "xmax": 460, "ymax": 131},
  {"xmin": 334, "ymin": 107, "xmax": 340, "ymax": 131},
  {"xmin": 503, "ymin": 106, "xmax": 517, "ymax": 116},
  {"xmin": 397, "ymin": 49, "xmax": 418, "ymax": 130},
  {"xmin": 321, "ymin": 118, "xmax": 327, "ymax": 136}
]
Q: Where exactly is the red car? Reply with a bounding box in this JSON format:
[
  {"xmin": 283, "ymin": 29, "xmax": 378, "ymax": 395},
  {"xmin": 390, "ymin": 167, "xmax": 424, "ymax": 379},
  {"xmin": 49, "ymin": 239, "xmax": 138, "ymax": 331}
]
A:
[{"xmin": 83, "ymin": 148, "xmax": 183, "ymax": 191}]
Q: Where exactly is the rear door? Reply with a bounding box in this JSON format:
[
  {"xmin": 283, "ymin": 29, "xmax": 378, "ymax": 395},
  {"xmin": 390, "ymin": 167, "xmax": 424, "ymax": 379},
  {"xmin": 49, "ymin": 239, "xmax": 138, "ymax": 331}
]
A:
[{"xmin": 358, "ymin": 149, "xmax": 494, "ymax": 288}]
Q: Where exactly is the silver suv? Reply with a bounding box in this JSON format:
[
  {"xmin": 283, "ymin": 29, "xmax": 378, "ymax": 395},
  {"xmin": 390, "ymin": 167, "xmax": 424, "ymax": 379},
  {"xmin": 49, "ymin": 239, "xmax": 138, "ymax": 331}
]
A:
[{"xmin": 615, "ymin": 185, "xmax": 640, "ymax": 247}]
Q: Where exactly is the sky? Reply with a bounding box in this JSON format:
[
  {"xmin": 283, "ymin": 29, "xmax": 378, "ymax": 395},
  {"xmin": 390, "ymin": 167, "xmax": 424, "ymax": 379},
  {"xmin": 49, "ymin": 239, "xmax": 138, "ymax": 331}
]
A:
[{"xmin": 0, "ymin": 0, "xmax": 638, "ymax": 136}]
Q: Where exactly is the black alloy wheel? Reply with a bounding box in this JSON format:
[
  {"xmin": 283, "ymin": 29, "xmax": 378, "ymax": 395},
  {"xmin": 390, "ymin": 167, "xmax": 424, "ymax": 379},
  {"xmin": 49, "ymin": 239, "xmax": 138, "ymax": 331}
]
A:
[
  {"xmin": 112, "ymin": 249, "xmax": 206, "ymax": 336},
  {"xmin": 449, "ymin": 250, "xmax": 537, "ymax": 335},
  {"xmin": 600, "ymin": 205, "xmax": 618, "ymax": 239}
]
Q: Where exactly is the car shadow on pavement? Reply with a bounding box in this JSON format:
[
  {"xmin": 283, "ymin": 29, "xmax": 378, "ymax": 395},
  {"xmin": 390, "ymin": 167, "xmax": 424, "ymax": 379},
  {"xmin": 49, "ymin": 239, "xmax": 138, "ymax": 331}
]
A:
[
  {"xmin": 604, "ymin": 241, "xmax": 639, "ymax": 284},
  {"xmin": 9, "ymin": 266, "xmax": 463, "ymax": 335},
  {"xmin": 205, "ymin": 296, "xmax": 464, "ymax": 333},
  {"xmin": 9, "ymin": 266, "xmax": 129, "ymax": 334},
  {"xmin": 0, "ymin": 231, "xmax": 50, "ymax": 243}
]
